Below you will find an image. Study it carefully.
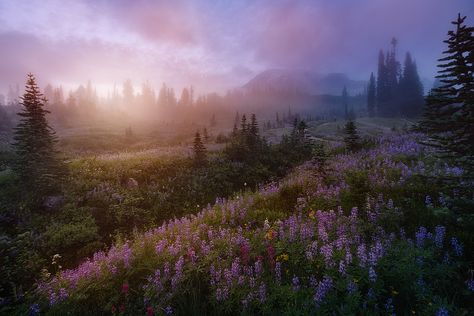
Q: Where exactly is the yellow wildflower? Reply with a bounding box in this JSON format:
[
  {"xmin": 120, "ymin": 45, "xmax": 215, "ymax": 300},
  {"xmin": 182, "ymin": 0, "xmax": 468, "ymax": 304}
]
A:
[{"xmin": 265, "ymin": 230, "xmax": 274, "ymax": 241}]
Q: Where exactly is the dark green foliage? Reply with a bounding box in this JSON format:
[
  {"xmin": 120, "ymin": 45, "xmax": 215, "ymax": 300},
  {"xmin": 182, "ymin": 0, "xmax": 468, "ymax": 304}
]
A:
[
  {"xmin": 376, "ymin": 49, "xmax": 389, "ymax": 116},
  {"xmin": 311, "ymin": 142, "xmax": 328, "ymax": 173},
  {"xmin": 367, "ymin": 72, "xmax": 376, "ymax": 117},
  {"xmin": 377, "ymin": 39, "xmax": 401, "ymax": 117},
  {"xmin": 342, "ymin": 86, "xmax": 349, "ymax": 119},
  {"xmin": 419, "ymin": 14, "xmax": 474, "ymax": 171},
  {"xmin": 344, "ymin": 120, "xmax": 359, "ymax": 152},
  {"xmin": 375, "ymin": 38, "xmax": 424, "ymax": 118},
  {"xmin": 12, "ymin": 73, "xmax": 64, "ymax": 199},
  {"xmin": 399, "ymin": 52, "xmax": 424, "ymax": 117},
  {"xmin": 193, "ymin": 131, "xmax": 207, "ymax": 165},
  {"xmin": 0, "ymin": 105, "xmax": 12, "ymax": 133}
]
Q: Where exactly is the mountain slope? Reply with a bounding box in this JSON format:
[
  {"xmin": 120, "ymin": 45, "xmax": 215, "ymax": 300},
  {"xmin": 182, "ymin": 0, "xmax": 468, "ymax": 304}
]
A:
[{"xmin": 242, "ymin": 69, "xmax": 366, "ymax": 96}]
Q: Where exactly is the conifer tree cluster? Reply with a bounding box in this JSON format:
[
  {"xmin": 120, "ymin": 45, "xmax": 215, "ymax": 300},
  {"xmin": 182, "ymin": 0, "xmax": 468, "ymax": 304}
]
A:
[
  {"xmin": 419, "ymin": 14, "xmax": 474, "ymax": 170},
  {"xmin": 12, "ymin": 73, "xmax": 64, "ymax": 198},
  {"xmin": 370, "ymin": 38, "xmax": 424, "ymax": 117},
  {"xmin": 225, "ymin": 113, "xmax": 266, "ymax": 163}
]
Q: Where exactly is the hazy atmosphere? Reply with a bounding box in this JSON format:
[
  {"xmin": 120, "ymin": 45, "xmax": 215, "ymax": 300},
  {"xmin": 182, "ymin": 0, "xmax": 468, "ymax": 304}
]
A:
[
  {"xmin": 0, "ymin": 0, "xmax": 472, "ymax": 94},
  {"xmin": 1, "ymin": 1, "xmax": 473, "ymax": 315}
]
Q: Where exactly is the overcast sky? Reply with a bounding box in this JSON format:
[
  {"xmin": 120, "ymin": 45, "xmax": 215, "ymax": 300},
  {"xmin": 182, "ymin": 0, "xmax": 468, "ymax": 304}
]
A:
[{"xmin": 0, "ymin": 0, "xmax": 473, "ymax": 96}]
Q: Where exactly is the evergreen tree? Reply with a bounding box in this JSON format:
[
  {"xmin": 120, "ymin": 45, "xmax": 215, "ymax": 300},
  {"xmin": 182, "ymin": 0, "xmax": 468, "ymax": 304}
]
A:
[
  {"xmin": 234, "ymin": 111, "xmax": 240, "ymax": 127},
  {"xmin": 0, "ymin": 104, "xmax": 11, "ymax": 132},
  {"xmin": 158, "ymin": 83, "xmax": 168, "ymax": 107},
  {"xmin": 203, "ymin": 127, "xmax": 209, "ymax": 142},
  {"xmin": 399, "ymin": 52, "xmax": 424, "ymax": 117},
  {"xmin": 367, "ymin": 72, "xmax": 376, "ymax": 117},
  {"xmin": 419, "ymin": 14, "xmax": 474, "ymax": 169},
  {"xmin": 240, "ymin": 114, "xmax": 247, "ymax": 137},
  {"xmin": 12, "ymin": 73, "xmax": 64, "ymax": 197},
  {"xmin": 179, "ymin": 88, "xmax": 190, "ymax": 107},
  {"xmin": 232, "ymin": 124, "xmax": 238, "ymax": 138},
  {"xmin": 344, "ymin": 120, "xmax": 359, "ymax": 152},
  {"xmin": 210, "ymin": 114, "xmax": 217, "ymax": 127},
  {"xmin": 122, "ymin": 79, "xmax": 134, "ymax": 106},
  {"xmin": 342, "ymin": 86, "xmax": 349, "ymax": 119},
  {"xmin": 376, "ymin": 50, "xmax": 388, "ymax": 116},
  {"xmin": 311, "ymin": 142, "xmax": 328, "ymax": 173},
  {"xmin": 193, "ymin": 131, "xmax": 207, "ymax": 165},
  {"xmin": 385, "ymin": 38, "xmax": 401, "ymax": 116}
]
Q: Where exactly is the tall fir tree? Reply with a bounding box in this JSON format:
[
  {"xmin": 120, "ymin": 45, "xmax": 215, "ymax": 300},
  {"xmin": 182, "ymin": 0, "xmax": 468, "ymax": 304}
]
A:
[
  {"xmin": 420, "ymin": 14, "xmax": 474, "ymax": 169},
  {"xmin": 367, "ymin": 72, "xmax": 376, "ymax": 117},
  {"xmin": 342, "ymin": 86, "xmax": 349, "ymax": 119},
  {"xmin": 248, "ymin": 114, "xmax": 259, "ymax": 145},
  {"xmin": 344, "ymin": 120, "xmax": 359, "ymax": 152},
  {"xmin": 13, "ymin": 73, "xmax": 64, "ymax": 197},
  {"xmin": 193, "ymin": 131, "xmax": 207, "ymax": 165},
  {"xmin": 240, "ymin": 114, "xmax": 247, "ymax": 137},
  {"xmin": 399, "ymin": 52, "xmax": 424, "ymax": 117},
  {"xmin": 376, "ymin": 50, "xmax": 388, "ymax": 116}
]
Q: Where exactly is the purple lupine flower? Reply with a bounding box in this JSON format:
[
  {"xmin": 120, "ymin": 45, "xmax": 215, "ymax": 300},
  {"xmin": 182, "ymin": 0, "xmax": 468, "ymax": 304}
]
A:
[
  {"xmin": 155, "ymin": 239, "xmax": 167, "ymax": 254},
  {"xmin": 436, "ymin": 306, "xmax": 449, "ymax": 316},
  {"xmin": 29, "ymin": 303, "xmax": 40, "ymax": 316},
  {"xmin": 338, "ymin": 260, "xmax": 346, "ymax": 276},
  {"xmin": 443, "ymin": 252, "xmax": 451, "ymax": 264},
  {"xmin": 275, "ymin": 262, "xmax": 281, "ymax": 284},
  {"xmin": 164, "ymin": 262, "xmax": 171, "ymax": 278},
  {"xmin": 345, "ymin": 248, "xmax": 353, "ymax": 265},
  {"xmin": 346, "ymin": 280, "xmax": 357, "ymax": 294},
  {"xmin": 231, "ymin": 258, "xmax": 241, "ymax": 279},
  {"xmin": 367, "ymin": 288, "xmax": 375, "ymax": 300},
  {"xmin": 223, "ymin": 268, "xmax": 232, "ymax": 286},
  {"xmin": 314, "ymin": 276, "xmax": 333, "ymax": 306},
  {"xmin": 435, "ymin": 226, "xmax": 446, "ymax": 248},
  {"xmin": 415, "ymin": 227, "xmax": 427, "ymax": 247},
  {"xmin": 438, "ymin": 194, "xmax": 447, "ymax": 207},
  {"xmin": 387, "ymin": 199, "xmax": 394, "ymax": 209},
  {"xmin": 466, "ymin": 279, "xmax": 474, "ymax": 292},
  {"xmin": 320, "ymin": 244, "xmax": 334, "ymax": 267},
  {"xmin": 122, "ymin": 243, "xmax": 132, "ymax": 267},
  {"xmin": 215, "ymin": 286, "xmax": 229, "ymax": 301},
  {"xmin": 384, "ymin": 298, "xmax": 394, "ymax": 313},
  {"xmin": 254, "ymin": 259, "xmax": 263, "ymax": 276},
  {"xmin": 309, "ymin": 275, "xmax": 318, "ymax": 288},
  {"xmin": 451, "ymin": 238, "xmax": 463, "ymax": 256},
  {"xmin": 292, "ymin": 276, "xmax": 300, "ymax": 291},
  {"xmin": 164, "ymin": 306, "xmax": 173, "ymax": 315},
  {"xmin": 357, "ymin": 244, "xmax": 367, "ymax": 267},
  {"xmin": 258, "ymin": 282, "xmax": 267, "ymax": 302},
  {"xmin": 368, "ymin": 267, "xmax": 377, "ymax": 283},
  {"xmin": 425, "ymin": 195, "xmax": 433, "ymax": 208}
]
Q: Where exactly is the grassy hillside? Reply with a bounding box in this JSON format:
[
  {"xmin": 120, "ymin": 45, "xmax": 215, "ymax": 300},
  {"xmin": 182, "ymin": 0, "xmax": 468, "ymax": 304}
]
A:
[{"xmin": 20, "ymin": 133, "xmax": 473, "ymax": 315}]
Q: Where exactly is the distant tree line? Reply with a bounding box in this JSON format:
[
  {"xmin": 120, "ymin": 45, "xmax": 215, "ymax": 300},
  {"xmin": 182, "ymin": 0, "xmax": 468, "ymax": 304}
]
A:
[{"xmin": 366, "ymin": 38, "xmax": 424, "ymax": 118}]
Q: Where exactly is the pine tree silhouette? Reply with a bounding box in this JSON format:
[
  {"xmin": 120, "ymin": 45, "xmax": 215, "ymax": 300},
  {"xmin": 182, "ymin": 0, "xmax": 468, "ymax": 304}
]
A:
[
  {"xmin": 419, "ymin": 14, "xmax": 474, "ymax": 169},
  {"xmin": 193, "ymin": 131, "xmax": 207, "ymax": 165},
  {"xmin": 344, "ymin": 120, "xmax": 359, "ymax": 152},
  {"xmin": 13, "ymin": 73, "xmax": 64, "ymax": 197},
  {"xmin": 367, "ymin": 72, "xmax": 376, "ymax": 117}
]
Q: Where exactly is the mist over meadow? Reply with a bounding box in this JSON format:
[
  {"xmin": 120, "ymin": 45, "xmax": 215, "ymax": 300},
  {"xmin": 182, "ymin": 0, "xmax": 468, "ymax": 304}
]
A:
[{"xmin": 0, "ymin": 1, "xmax": 473, "ymax": 315}]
